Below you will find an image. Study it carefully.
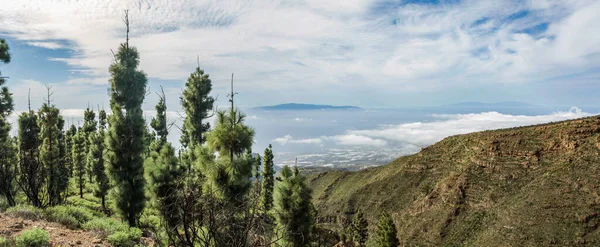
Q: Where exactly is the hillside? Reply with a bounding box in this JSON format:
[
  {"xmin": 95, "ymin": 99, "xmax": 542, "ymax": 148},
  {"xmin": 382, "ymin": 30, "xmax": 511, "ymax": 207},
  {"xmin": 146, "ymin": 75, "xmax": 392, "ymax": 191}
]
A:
[{"xmin": 308, "ymin": 115, "xmax": 600, "ymax": 246}]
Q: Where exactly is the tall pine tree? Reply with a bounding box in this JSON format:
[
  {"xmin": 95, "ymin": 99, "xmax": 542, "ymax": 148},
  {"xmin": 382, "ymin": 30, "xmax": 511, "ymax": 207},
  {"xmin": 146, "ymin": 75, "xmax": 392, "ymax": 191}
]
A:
[
  {"xmin": 146, "ymin": 92, "xmax": 184, "ymax": 244},
  {"xmin": 375, "ymin": 212, "xmax": 399, "ymax": 247},
  {"xmin": 56, "ymin": 116, "xmax": 69, "ymax": 203},
  {"xmin": 72, "ymin": 131, "xmax": 85, "ymax": 198},
  {"xmin": 205, "ymin": 109, "xmax": 255, "ymax": 202},
  {"xmin": 203, "ymin": 94, "xmax": 255, "ymax": 246},
  {"xmin": 64, "ymin": 124, "xmax": 77, "ymax": 176},
  {"xmin": 180, "ymin": 64, "xmax": 215, "ymax": 171},
  {"xmin": 17, "ymin": 108, "xmax": 43, "ymax": 207},
  {"xmin": 0, "ymin": 38, "xmax": 16, "ymax": 206},
  {"xmin": 274, "ymin": 165, "xmax": 314, "ymax": 247},
  {"xmin": 82, "ymin": 108, "xmax": 96, "ymax": 183},
  {"xmin": 261, "ymin": 144, "xmax": 275, "ymax": 211},
  {"xmin": 38, "ymin": 87, "xmax": 67, "ymax": 205},
  {"xmin": 105, "ymin": 11, "xmax": 148, "ymax": 226},
  {"xmin": 180, "ymin": 64, "xmax": 215, "ymax": 148},
  {"xmin": 89, "ymin": 109, "xmax": 109, "ymax": 209}
]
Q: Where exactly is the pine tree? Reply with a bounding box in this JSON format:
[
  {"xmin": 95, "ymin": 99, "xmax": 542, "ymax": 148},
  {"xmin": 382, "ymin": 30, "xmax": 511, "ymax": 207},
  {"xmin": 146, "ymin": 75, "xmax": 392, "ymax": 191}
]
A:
[
  {"xmin": 105, "ymin": 11, "xmax": 148, "ymax": 226},
  {"xmin": 149, "ymin": 87, "xmax": 168, "ymax": 153},
  {"xmin": 180, "ymin": 64, "xmax": 215, "ymax": 148},
  {"xmin": 38, "ymin": 87, "xmax": 67, "ymax": 205},
  {"xmin": 17, "ymin": 109, "xmax": 43, "ymax": 207},
  {"xmin": 56, "ymin": 116, "xmax": 69, "ymax": 203},
  {"xmin": 146, "ymin": 92, "xmax": 183, "ymax": 244},
  {"xmin": 180, "ymin": 64, "xmax": 215, "ymax": 171},
  {"xmin": 375, "ymin": 212, "xmax": 399, "ymax": 247},
  {"xmin": 143, "ymin": 124, "xmax": 156, "ymax": 157},
  {"xmin": 150, "ymin": 91, "xmax": 167, "ymax": 145},
  {"xmin": 82, "ymin": 108, "xmax": 97, "ymax": 183},
  {"xmin": 72, "ymin": 131, "xmax": 85, "ymax": 198},
  {"xmin": 89, "ymin": 109, "xmax": 109, "ymax": 209},
  {"xmin": 148, "ymin": 143, "xmax": 183, "ymax": 244},
  {"xmin": 351, "ymin": 209, "xmax": 369, "ymax": 246},
  {"xmin": 261, "ymin": 144, "xmax": 275, "ymax": 211},
  {"xmin": 205, "ymin": 109, "xmax": 255, "ymax": 202},
  {"xmin": 254, "ymin": 154, "xmax": 261, "ymax": 180},
  {"xmin": 0, "ymin": 39, "xmax": 13, "ymax": 115},
  {"xmin": 64, "ymin": 124, "xmax": 77, "ymax": 175},
  {"xmin": 0, "ymin": 113, "xmax": 16, "ymax": 206},
  {"xmin": 202, "ymin": 102, "xmax": 255, "ymax": 246},
  {"xmin": 0, "ymin": 38, "xmax": 16, "ymax": 206},
  {"xmin": 274, "ymin": 165, "xmax": 314, "ymax": 247}
]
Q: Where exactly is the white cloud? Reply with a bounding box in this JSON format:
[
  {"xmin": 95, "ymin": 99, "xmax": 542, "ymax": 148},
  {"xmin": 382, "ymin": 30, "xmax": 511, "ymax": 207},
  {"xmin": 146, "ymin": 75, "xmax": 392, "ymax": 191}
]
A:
[
  {"xmin": 272, "ymin": 134, "xmax": 387, "ymax": 147},
  {"xmin": 350, "ymin": 107, "xmax": 592, "ymax": 147},
  {"xmin": 324, "ymin": 134, "xmax": 387, "ymax": 147},
  {"xmin": 273, "ymin": 135, "xmax": 293, "ymax": 145},
  {"xmin": 272, "ymin": 135, "xmax": 323, "ymax": 145},
  {"xmin": 291, "ymin": 138, "xmax": 323, "ymax": 144},
  {"xmin": 1, "ymin": 0, "xmax": 598, "ymax": 99},
  {"xmin": 26, "ymin": 41, "xmax": 64, "ymax": 49},
  {"xmin": 271, "ymin": 107, "xmax": 593, "ymax": 151}
]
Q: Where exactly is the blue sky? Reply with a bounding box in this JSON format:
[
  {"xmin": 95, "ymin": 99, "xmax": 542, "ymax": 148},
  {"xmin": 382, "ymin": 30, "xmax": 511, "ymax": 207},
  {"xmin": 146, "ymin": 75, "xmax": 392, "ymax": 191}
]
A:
[{"xmin": 0, "ymin": 0, "xmax": 600, "ymax": 116}]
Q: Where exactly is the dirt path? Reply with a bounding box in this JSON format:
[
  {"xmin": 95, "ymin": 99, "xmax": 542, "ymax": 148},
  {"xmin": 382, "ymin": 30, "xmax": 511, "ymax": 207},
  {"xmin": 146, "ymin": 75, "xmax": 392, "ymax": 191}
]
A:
[{"xmin": 0, "ymin": 213, "xmax": 109, "ymax": 246}]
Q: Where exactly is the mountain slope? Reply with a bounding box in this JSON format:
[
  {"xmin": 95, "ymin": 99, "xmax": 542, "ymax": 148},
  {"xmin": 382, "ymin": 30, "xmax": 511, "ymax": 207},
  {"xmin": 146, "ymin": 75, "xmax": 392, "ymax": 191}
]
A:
[{"xmin": 308, "ymin": 116, "xmax": 600, "ymax": 246}]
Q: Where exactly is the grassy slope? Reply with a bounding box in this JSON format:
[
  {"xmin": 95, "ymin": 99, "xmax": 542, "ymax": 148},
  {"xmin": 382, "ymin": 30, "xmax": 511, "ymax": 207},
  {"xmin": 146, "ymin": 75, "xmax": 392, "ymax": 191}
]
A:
[{"xmin": 308, "ymin": 116, "xmax": 600, "ymax": 246}]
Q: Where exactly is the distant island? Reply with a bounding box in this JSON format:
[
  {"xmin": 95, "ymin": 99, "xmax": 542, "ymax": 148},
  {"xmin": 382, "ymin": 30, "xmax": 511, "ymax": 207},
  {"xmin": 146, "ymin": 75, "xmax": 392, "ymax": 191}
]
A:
[{"xmin": 255, "ymin": 103, "xmax": 361, "ymax": 111}]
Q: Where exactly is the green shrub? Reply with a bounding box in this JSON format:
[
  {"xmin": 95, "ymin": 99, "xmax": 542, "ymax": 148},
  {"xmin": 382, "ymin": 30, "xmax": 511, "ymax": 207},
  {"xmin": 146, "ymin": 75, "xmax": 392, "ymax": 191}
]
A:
[
  {"xmin": 0, "ymin": 236, "xmax": 11, "ymax": 247},
  {"xmin": 107, "ymin": 228, "xmax": 142, "ymax": 247},
  {"xmin": 83, "ymin": 218, "xmax": 128, "ymax": 236},
  {"xmin": 6, "ymin": 205, "xmax": 43, "ymax": 220},
  {"xmin": 0, "ymin": 196, "xmax": 9, "ymax": 212},
  {"xmin": 83, "ymin": 218, "xmax": 142, "ymax": 246},
  {"xmin": 14, "ymin": 228, "xmax": 49, "ymax": 247},
  {"xmin": 44, "ymin": 205, "xmax": 96, "ymax": 229}
]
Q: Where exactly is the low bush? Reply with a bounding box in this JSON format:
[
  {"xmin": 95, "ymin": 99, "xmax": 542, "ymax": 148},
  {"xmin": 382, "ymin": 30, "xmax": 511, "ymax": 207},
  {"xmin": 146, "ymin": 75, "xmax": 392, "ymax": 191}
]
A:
[
  {"xmin": 107, "ymin": 228, "xmax": 143, "ymax": 247},
  {"xmin": 0, "ymin": 236, "xmax": 11, "ymax": 247},
  {"xmin": 14, "ymin": 228, "xmax": 49, "ymax": 247},
  {"xmin": 0, "ymin": 196, "xmax": 9, "ymax": 212},
  {"xmin": 6, "ymin": 205, "xmax": 43, "ymax": 220},
  {"xmin": 44, "ymin": 205, "xmax": 96, "ymax": 229},
  {"xmin": 83, "ymin": 218, "xmax": 142, "ymax": 247}
]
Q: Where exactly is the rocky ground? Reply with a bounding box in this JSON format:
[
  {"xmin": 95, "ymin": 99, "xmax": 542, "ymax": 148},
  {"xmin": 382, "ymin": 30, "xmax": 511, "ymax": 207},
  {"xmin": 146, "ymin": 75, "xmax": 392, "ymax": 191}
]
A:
[
  {"xmin": 0, "ymin": 213, "xmax": 156, "ymax": 246},
  {"xmin": 0, "ymin": 213, "xmax": 109, "ymax": 246}
]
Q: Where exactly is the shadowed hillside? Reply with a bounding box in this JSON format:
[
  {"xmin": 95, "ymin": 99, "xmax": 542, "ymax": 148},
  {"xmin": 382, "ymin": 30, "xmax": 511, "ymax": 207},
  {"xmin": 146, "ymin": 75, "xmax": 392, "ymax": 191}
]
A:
[{"xmin": 309, "ymin": 115, "xmax": 600, "ymax": 246}]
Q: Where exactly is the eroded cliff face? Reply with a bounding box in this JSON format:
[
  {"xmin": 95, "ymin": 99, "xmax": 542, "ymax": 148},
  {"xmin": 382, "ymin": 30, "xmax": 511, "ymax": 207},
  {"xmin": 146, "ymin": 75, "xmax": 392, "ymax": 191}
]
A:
[{"xmin": 309, "ymin": 116, "xmax": 600, "ymax": 246}]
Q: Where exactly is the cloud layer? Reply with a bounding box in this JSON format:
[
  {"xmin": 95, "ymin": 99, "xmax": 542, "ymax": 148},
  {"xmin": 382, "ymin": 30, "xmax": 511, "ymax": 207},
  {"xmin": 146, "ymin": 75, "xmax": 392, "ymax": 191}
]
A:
[
  {"xmin": 1, "ymin": 0, "xmax": 600, "ymax": 108},
  {"xmin": 272, "ymin": 107, "xmax": 593, "ymax": 152}
]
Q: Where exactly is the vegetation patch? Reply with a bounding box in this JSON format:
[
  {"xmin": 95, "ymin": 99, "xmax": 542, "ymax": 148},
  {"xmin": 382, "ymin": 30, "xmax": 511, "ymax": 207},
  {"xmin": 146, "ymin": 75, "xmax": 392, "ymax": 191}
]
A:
[
  {"xmin": 14, "ymin": 228, "xmax": 49, "ymax": 247},
  {"xmin": 83, "ymin": 218, "xmax": 142, "ymax": 246},
  {"xmin": 6, "ymin": 205, "xmax": 43, "ymax": 220},
  {"xmin": 44, "ymin": 205, "xmax": 96, "ymax": 229},
  {"xmin": 0, "ymin": 236, "xmax": 11, "ymax": 247}
]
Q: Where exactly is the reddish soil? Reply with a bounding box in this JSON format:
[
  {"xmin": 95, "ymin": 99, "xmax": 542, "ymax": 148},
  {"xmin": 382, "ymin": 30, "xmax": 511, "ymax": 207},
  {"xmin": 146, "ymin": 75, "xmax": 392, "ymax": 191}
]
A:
[{"xmin": 0, "ymin": 213, "xmax": 109, "ymax": 246}]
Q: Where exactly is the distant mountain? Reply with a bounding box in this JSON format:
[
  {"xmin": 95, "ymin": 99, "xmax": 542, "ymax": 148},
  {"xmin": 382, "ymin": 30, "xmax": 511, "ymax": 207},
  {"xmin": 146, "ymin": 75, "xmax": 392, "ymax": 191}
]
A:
[
  {"xmin": 445, "ymin": 101, "xmax": 536, "ymax": 107},
  {"xmin": 255, "ymin": 103, "xmax": 361, "ymax": 111}
]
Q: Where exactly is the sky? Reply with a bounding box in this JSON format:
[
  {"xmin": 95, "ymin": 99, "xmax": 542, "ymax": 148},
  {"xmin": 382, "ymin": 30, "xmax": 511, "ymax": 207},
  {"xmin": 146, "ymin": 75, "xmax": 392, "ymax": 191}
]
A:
[{"xmin": 0, "ymin": 0, "xmax": 599, "ymax": 114}]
